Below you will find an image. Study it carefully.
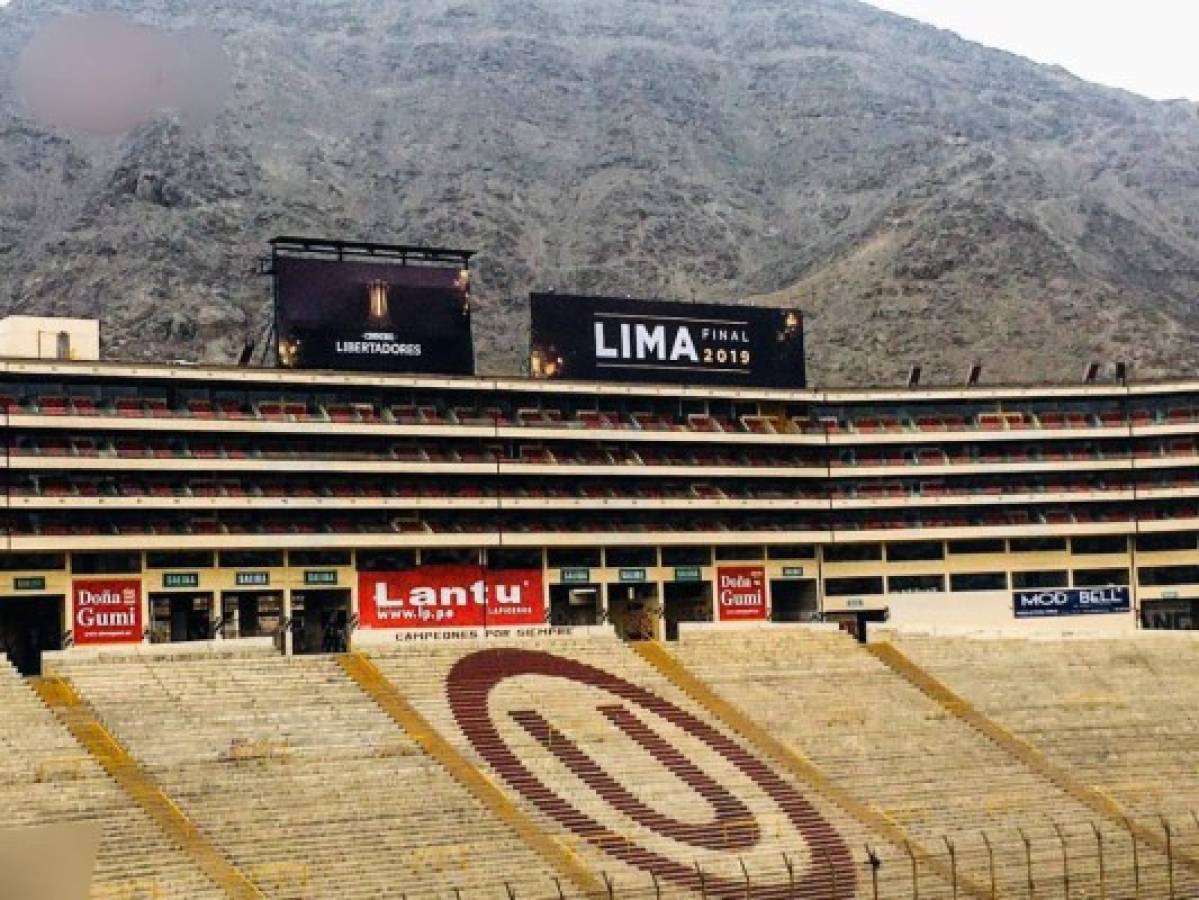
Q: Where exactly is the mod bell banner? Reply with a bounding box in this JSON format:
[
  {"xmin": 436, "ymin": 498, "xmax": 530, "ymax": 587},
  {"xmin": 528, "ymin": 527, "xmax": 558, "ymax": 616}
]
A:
[{"xmin": 1013, "ymin": 586, "xmax": 1131, "ymax": 618}]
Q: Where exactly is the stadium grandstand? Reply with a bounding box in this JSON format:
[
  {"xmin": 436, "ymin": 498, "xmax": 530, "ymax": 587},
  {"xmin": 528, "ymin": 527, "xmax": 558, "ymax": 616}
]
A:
[
  {"xmin": 1, "ymin": 355, "xmax": 1198, "ymax": 669},
  {"xmin": 4, "ymin": 295, "xmax": 1199, "ymax": 897}
]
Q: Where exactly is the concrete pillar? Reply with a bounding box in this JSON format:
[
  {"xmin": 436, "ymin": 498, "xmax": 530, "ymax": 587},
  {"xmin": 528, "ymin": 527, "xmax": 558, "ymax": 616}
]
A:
[
  {"xmin": 223, "ymin": 594, "xmax": 237, "ymax": 641},
  {"xmin": 281, "ymin": 589, "xmax": 293, "ymax": 656}
]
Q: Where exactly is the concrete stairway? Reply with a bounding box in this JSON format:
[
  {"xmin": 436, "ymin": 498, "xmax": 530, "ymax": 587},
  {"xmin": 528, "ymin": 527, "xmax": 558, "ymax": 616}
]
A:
[
  {"xmin": 670, "ymin": 626, "xmax": 1196, "ymax": 898},
  {"xmin": 892, "ymin": 632, "xmax": 1199, "ymax": 830},
  {"xmin": 0, "ymin": 653, "xmax": 223, "ymax": 899},
  {"xmin": 54, "ymin": 650, "xmax": 559, "ymax": 899},
  {"xmin": 368, "ymin": 633, "xmax": 945, "ymax": 899}
]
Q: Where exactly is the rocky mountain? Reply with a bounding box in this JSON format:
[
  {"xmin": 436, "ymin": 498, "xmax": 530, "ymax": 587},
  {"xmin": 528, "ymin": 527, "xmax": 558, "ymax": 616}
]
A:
[{"xmin": 2, "ymin": 0, "xmax": 1199, "ymax": 386}]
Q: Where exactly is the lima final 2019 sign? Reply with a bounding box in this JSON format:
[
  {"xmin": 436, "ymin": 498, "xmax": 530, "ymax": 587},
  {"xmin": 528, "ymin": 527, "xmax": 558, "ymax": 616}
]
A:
[
  {"xmin": 358, "ymin": 566, "xmax": 545, "ymax": 629},
  {"xmin": 274, "ymin": 255, "xmax": 474, "ymax": 374},
  {"xmin": 529, "ymin": 293, "xmax": 806, "ymax": 388}
]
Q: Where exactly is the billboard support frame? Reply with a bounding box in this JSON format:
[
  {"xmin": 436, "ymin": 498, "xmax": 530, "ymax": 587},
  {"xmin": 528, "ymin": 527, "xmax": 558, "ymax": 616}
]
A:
[{"xmin": 269, "ymin": 236, "xmax": 474, "ymax": 268}]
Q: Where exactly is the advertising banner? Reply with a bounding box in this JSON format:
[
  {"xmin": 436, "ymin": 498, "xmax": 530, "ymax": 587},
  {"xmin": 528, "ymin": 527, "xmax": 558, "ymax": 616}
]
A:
[
  {"xmin": 529, "ymin": 293, "xmax": 805, "ymax": 388},
  {"xmin": 275, "ymin": 255, "xmax": 474, "ymax": 374},
  {"xmin": 73, "ymin": 579, "xmax": 142, "ymax": 644},
  {"xmin": 359, "ymin": 566, "xmax": 545, "ymax": 629},
  {"xmin": 1013, "ymin": 586, "xmax": 1131, "ymax": 618},
  {"xmin": 717, "ymin": 566, "xmax": 767, "ymax": 621}
]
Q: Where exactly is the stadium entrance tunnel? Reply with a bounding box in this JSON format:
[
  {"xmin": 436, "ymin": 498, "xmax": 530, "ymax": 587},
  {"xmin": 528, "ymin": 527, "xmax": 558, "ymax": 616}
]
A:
[
  {"xmin": 663, "ymin": 581, "xmax": 712, "ymax": 640},
  {"xmin": 291, "ymin": 588, "xmax": 349, "ymax": 654},
  {"xmin": 548, "ymin": 583, "xmax": 600, "ymax": 626},
  {"xmin": 826, "ymin": 609, "xmax": 889, "ymax": 643},
  {"xmin": 219, "ymin": 590, "xmax": 283, "ymax": 640},
  {"xmin": 769, "ymin": 580, "xmax": 819, "ymax": 623},
  {"xmin": 606, "ymin": 583, "xmax": 659, "ymax": 641},
  {"xmin": 149, "ymin": 592, "xmax": 213, "ymax": 643},
  {"xmin": 0, "ymin": 595, "xmax": 62, "ymax": 675}
]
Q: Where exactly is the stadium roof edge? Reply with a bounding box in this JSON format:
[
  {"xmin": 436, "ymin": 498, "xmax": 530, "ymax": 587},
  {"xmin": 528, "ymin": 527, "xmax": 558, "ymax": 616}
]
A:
[{"xmin": 1, "ymin": 356, "xmax": 1197, "ymax": 402}]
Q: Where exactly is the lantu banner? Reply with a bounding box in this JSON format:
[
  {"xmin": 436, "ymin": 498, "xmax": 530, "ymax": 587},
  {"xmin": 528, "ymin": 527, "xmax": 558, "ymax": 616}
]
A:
[
  {"xmin": 73, "ymin": 579, "xmax": 142, "ymax": 644},
  {"xmin": 717, "ymin": 566, "xmax": 767, "ymax": 621},
  {"xmin": 529, "ymin": 293, "xmax": 806, "ymax": 388},
  {"xmin": 1013, "ymin": 586, "xmax": 1131, "ymax": 618},
  {"xmin": 359, "ymin": 566, "xmax": 545, "ymax": 629}
]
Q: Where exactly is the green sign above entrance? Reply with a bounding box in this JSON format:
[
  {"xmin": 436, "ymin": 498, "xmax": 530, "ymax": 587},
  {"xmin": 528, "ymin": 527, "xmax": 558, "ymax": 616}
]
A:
[
  {"xmin": 619, "ymin": 568, "xmax": 647, "ymax": 583},
  {"xmin": 13, "ymin": 576, "xmax": 45, "ymax": 591},
  {"xmin": 673, "ymin": 567, "xmax": 703, "ymax": 582},
  {"xmin": 782, "ymin": 567, "xmax": 805, "ymax": 578},
  {"xmin": 163, "ymin": 573, "xmax": 199, "ymax": 589},
  {"xmin": 560, "ymin": 568, "xmax": 590, "ymax": 583},
  {"xmin": 304, "ymin": 570, "xmax": 338, "ymax": 586}
]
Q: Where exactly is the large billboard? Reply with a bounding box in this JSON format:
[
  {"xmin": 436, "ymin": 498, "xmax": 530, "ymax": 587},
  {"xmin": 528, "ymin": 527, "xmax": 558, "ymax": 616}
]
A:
[
  {"xmin": 1013, "ymin": 586, "xmax": 1131, "ymax": 618},
  {"xmin": 359, "ymin": 567, "xmax": 545, "ymax": 629},
  {"xmin": 529, "ymin": 294, "xmax": 805, "ymax": 388},
  {"xmin": 274, "ymin": 255, "xmax": 474, "ymax": 374},
  {"xmin": 73, "ymin": 579, "xmax": 142, "ymax": 644}
]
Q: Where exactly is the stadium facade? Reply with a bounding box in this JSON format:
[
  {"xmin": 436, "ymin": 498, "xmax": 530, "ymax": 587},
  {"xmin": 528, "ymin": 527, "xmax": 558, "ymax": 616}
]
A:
[{"xmin": 3, "ymin": 353, "xmax": 1197, "ymax": 673}]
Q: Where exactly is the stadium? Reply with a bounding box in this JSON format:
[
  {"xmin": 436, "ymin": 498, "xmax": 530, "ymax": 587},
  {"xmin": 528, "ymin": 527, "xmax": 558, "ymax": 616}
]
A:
[{"xmin": 4, "ymin": 238, "xmax": 1199, "ymax": 898}]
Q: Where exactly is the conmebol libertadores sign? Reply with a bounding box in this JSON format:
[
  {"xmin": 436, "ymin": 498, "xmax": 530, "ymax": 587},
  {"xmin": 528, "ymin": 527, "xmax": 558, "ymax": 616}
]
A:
[
  {"xmin": 271, "ymin": 238, "xmax": 475, "ymax": 375},
  {"xmin": 529, "ymin": 293, "xmax": 806, "ymax": 388}
]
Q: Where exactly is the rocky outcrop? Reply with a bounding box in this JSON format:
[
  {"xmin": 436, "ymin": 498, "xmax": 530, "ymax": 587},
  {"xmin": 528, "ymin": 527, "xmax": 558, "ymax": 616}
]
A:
[{"xmin": 2, "ymin": 0, "xmax": 1199, "ymax": 385}]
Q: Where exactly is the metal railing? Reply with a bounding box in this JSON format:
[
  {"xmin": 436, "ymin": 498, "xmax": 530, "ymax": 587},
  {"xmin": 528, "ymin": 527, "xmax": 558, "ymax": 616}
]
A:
[
  {"xmin": 78, "ymin": 811, "xmax": 1199, "ymax": 898},
  {"xmin": 395, "ymin": 813, "xmax": 1199, "ymax": 899}
]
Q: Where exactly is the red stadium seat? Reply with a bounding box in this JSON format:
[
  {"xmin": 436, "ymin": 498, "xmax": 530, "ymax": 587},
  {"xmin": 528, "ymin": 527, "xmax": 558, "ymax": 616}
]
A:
[
  {"xmin": 186, "ymin": 399, "xmax": 214, "ymax": 418},
  {"xmin": 38, "ymin": 395, "xmax": 69, "ymax": 415}
]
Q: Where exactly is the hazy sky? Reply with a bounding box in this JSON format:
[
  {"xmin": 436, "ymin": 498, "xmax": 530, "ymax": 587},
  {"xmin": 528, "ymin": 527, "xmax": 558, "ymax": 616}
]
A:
[
  {"xmin": 2, "ymin": 0, "xmax": 1193, "ymax": 101},
  {"xmin": 864, "ymin": 0, "xmax": 1199, "ymax": 101}
]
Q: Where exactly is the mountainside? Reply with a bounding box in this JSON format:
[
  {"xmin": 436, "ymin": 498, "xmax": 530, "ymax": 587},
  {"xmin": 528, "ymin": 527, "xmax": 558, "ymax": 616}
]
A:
[{"xmin": 3, "ymin": 0, "xmax": 1199, "ymax": 386}]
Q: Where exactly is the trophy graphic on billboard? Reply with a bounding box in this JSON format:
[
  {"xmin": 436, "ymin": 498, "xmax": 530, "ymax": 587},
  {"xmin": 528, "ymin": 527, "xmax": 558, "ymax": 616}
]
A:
[{"xmin": 367, "ymin": 279, "xmax": 390, "ymax": 326}]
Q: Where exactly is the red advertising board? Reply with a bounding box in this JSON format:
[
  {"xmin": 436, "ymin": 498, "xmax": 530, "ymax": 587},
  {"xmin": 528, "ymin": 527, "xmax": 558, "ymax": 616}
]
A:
[
  {"xmin": 717, "ymin": 566, "xmax": 767, "ymax": 621},
  {"xmin": 359, "ymin": 567, "xmax": 545, "ymax": 629},
  {"xmin": 73, "ymin": 579, "xmax": 142, "ymax": 644}
]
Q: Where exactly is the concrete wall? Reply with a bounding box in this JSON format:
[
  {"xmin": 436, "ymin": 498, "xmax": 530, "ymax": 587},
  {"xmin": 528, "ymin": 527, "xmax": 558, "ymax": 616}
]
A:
[
  {"xmin": 883, "ymin": 589, "xmax": 1137, "ymax": 635},
  {"xmin": 0, "ymin": 316, "xmax": 99, "ymax": 360}
]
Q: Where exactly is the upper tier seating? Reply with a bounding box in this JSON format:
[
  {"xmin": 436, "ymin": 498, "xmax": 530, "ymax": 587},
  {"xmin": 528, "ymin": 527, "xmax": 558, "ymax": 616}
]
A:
[
  {"xmin": 55, "ymin": 651, "xmax": 558, "ymax": 899},
  {"xmin": 0, "ymin": 654, "xmax": 221, "ymax": 898},
  {"xmin": 670, "ymin": 627, "xmax": 1190, "ymax": 898}
]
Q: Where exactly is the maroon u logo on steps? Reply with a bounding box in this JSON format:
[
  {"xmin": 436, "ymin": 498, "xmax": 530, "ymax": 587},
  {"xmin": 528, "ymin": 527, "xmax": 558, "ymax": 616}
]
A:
[{"xmin": 446, "ymin": 649, "xmax": 855, "ymax": 898}]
